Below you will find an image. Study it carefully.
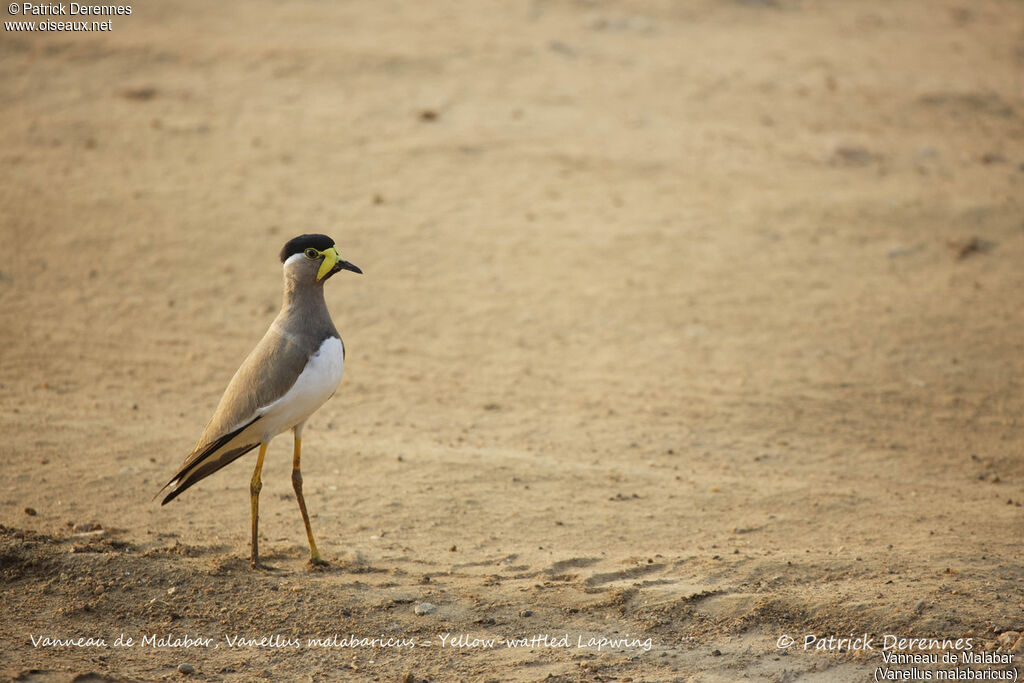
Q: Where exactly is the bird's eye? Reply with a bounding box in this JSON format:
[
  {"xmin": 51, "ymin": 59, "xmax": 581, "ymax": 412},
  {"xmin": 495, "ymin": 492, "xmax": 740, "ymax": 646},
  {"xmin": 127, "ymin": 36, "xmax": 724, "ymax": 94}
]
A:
[{"xmin": 304, "ymin": 248, "xmax": 319, "ymax": 260}]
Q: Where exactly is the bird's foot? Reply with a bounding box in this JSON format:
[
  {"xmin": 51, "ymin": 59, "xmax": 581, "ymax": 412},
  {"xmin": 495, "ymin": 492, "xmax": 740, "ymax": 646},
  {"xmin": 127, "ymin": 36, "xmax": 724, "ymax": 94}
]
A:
[
  {"xmin": 308, "ymin": 554, "xmax": 329, "ymax": 569},
  {"xmin": 250, "ymin": 560, "xmax": 278, "ymax": 572}
]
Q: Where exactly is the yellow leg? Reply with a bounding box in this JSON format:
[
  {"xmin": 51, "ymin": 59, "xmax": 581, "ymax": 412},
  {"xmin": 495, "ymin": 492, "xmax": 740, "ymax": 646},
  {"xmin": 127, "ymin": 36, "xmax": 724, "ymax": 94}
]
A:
[
  {"xmin": 292, "ymin": 436, "xmax": 327, "ymax": 566},
  {"xmin": 250, "ymin": 442, "xmax": 268, "ymax": 569}
]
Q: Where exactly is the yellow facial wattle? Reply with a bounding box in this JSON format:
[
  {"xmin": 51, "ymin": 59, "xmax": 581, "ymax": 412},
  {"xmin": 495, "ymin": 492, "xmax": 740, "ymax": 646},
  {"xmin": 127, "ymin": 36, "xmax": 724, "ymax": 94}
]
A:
[{"xmin": 316, "ymin": 247, "xmax": 340, "ymax": 282}]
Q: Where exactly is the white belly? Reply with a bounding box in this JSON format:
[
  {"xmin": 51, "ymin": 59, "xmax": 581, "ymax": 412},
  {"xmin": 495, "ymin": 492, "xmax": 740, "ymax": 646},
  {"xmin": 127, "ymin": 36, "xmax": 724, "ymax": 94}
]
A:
[{"xmin": 257, "ymin": 336, "xmax": 344, "ymax": 440}]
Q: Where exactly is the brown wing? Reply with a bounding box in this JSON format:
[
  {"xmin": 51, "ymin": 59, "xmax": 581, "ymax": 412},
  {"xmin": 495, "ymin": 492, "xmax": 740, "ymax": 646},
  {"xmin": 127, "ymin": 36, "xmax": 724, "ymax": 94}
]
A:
[
  {"xmin": 158, "ymin": 318, "xmax": 317, "ymax": 504},
  {"xmin": 159, "ymin": 420, "xmax": 260, "ymax": 504}
]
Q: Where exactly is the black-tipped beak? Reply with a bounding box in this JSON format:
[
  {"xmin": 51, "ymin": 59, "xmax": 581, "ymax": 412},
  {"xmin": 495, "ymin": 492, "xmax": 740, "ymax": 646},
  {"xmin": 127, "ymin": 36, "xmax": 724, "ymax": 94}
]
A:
[{"xmin": 335, "ymin": 260, "xmax": 362, "ymax": 275}]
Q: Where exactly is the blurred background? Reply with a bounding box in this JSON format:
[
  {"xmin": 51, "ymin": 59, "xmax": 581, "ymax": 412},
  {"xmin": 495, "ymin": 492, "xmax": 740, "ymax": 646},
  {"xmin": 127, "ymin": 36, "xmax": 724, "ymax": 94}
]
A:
[{"xmin": 1, "ymin": 1, "xmax": 1022, "ymax": 680}]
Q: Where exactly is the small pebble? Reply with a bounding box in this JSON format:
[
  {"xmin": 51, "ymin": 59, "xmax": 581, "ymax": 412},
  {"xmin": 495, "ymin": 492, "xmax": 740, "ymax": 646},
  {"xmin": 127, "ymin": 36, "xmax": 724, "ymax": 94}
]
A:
[
  {"xmin": 887, "ymin": 244, "xmax": 922, "ymax": 258},
  {"xmin": 830, "ymin": 144, "xmax": 875, "ymax": 166},
  {"xmin": 520, "ymin": 609, "xmax": 533, "ymax": 617},
  {"xmin": 414, "ymin": 603, "xmax": 436, "ymax": 616},
  {"xmin": 24, "ymin": 507, "xmax": 37, "ymax": 516},
  {"xmin": 177, "ymin": 663, "xmax": 195, "ymax": 674},
  {"xmin": 996, "ymin": 631, "xmax": 1020, "ymax": 648}
]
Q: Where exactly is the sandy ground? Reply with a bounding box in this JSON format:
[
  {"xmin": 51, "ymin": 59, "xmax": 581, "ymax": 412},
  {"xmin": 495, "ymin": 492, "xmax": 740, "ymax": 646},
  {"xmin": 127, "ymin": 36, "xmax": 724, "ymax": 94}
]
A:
[{"xmin": 2, "ymin": 0, "xmax": 1024, "ymax": 680}]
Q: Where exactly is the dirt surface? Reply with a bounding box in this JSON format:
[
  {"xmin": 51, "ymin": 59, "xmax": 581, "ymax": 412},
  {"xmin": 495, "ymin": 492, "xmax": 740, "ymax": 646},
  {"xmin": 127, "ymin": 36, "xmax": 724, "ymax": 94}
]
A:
[{"xmin": 2, "ymin": 1, "xmax": 1024, "ymax": 681}]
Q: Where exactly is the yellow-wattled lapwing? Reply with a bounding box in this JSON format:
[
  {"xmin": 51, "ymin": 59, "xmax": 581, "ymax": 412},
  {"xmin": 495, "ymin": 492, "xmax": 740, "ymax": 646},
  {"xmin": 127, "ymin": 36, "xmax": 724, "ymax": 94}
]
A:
[{"xmin": 159, "ymin": 234, "xmax": 361, "ymax": 569}]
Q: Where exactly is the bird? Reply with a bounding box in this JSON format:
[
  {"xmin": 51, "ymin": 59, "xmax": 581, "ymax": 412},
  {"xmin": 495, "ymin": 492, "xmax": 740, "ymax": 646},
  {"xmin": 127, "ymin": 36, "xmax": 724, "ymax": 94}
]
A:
[{"xmin": 159, "ymin": 234, "xmax": 361, "ymax": 569}]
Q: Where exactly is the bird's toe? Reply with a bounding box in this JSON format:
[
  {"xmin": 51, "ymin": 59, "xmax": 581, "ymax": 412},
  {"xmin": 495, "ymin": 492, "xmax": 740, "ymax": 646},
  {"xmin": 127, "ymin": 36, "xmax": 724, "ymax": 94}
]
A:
[{"xmin": 250, "ymin": 561, "xmax": 279, "ymax": 572}]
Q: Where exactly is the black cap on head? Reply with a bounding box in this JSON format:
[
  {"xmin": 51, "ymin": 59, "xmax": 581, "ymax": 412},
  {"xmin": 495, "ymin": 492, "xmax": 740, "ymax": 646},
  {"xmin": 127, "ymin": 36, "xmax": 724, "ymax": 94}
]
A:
[{"xmin": 279, "ymin": 234, "xmax": 336, "ymax": 263}]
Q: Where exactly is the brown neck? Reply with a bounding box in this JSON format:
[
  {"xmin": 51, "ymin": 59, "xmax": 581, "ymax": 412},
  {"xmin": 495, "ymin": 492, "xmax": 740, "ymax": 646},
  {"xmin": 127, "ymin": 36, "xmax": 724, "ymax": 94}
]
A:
[{"xmin": 282, "ymin": 275, "xmax": 326, "ymax": 309}]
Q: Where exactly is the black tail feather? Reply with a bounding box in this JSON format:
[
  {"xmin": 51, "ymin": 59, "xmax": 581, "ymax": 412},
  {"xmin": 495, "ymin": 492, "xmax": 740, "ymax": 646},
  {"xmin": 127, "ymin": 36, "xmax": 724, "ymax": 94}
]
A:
[
  {"xmin": 158, "ymin": 416, "xmax": 261, "ymax": 504},
  {"xmin": 161, "ymin": 443, "xmax": 259, "ymax": 505}
]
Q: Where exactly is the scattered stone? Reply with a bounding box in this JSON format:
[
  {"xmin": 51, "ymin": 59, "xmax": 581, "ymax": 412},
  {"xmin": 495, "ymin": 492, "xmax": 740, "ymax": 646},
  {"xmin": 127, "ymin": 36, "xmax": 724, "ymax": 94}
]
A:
[
  {"xmin": 584, "ymin": 12, "xmax": 654, "ymax": 32},
  {"xmin": 418, "ymin": 109, "xmax": 438, "ymax": 122},
  {"xmin": 887, "ymin": 244, "xmax": 923, "ymax": 258},
  {"xmin": 917, "ymin": 92, "xmax": 1015, "ymax": 118},
  {"xmin": 947, "ymin": 236, "xmax": 996, "ymax": 260},
  {"xmin": 177, "ymin": 663, "xmax": 195, "ymax": 674},
  {"xmin": 24, "ymin": 507, "xmax": 37, "ymax": 516},
  {"xmin": 914, "ymin": 146, "xmax": 938, "ymax": 162},
  {"xmin": 548, "ymin": 41, "xmax": 575, "ymax": 57},
  {"xmin": 830, "ymin": 144, "xmax": 876, "ymax": 166},
  {"xmin": 414, "ymin": 602, "xmax": 436, "ymax": 616},
  {"xmin": 520, "ymin": 609, "xmax": 533, "ymax": 617},
  {"xmin": 996, "ymin": 631, "xmax": 1020, "ymax": 648},
  {"xmin": 122, "ymin": 86, "xmax": 157, "ymax": 101}
]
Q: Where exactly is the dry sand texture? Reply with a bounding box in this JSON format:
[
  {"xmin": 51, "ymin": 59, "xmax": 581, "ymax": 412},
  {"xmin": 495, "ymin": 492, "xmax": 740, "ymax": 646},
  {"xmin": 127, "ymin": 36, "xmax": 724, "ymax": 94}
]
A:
[{"xmin": 1, "ymin": 0, "xmax": 1024, "ymax": 680}]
